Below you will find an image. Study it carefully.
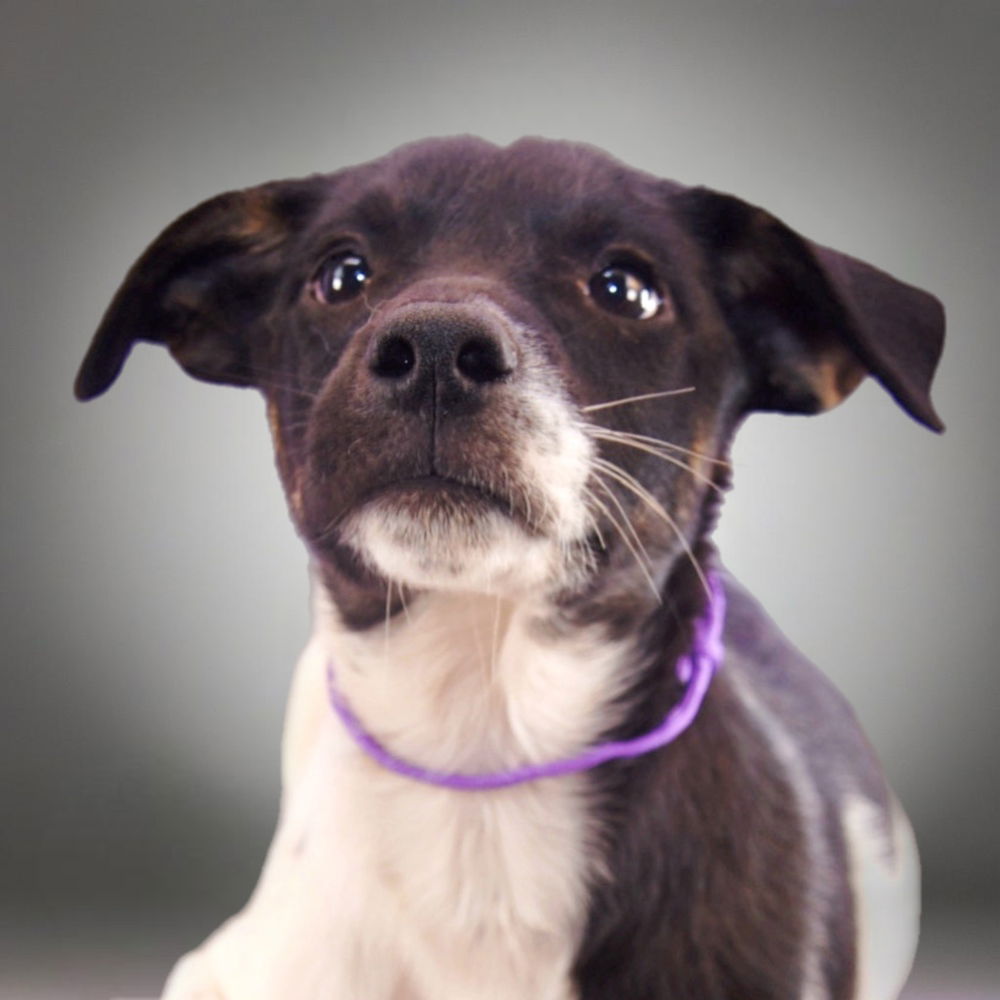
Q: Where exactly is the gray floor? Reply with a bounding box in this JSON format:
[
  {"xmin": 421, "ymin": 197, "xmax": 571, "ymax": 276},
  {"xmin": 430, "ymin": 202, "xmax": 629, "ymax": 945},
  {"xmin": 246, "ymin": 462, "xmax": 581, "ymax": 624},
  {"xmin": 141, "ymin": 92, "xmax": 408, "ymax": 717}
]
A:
[{"xmin": 1, "ymin": 908, "xmax": 996, "ymax": 1000}]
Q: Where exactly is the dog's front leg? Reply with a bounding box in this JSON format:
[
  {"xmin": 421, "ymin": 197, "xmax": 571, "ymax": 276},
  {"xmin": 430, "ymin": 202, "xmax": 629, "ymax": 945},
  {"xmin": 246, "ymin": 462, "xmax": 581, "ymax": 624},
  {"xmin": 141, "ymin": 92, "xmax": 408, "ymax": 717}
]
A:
[
  {"xmin": 160, "ymin": 945, "xmax": 226, "ymax": 1000},
  {"xmin": 152, "ymin": 719, "xmax": 416, "ymax": 1000}
]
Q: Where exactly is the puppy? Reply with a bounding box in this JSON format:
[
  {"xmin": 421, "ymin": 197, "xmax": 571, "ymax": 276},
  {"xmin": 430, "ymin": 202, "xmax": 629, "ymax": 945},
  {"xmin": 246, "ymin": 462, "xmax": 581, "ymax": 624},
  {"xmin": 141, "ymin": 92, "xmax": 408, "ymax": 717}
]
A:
[{"xmin": 76, "ymin": 137, "xmax": 944, "ymax": 1000}]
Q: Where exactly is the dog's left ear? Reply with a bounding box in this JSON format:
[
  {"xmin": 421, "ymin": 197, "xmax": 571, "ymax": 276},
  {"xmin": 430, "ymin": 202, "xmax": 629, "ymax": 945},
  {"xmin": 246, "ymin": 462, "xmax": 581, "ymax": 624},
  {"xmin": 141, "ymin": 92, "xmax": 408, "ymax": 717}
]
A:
[
  {"xmin": 74, "ymin": 178, "xmax": 324, "ymax": 401},
  {"xmin": 676, "ymin": 187, "xmax": 945, "ymax": 431}
]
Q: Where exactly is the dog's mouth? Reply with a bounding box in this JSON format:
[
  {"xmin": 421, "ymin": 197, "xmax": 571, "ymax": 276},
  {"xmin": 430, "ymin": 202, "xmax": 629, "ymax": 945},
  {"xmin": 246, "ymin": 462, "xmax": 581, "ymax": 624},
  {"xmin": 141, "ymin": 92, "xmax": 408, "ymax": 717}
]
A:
[
  {"xmin": 335, "ymin": 467, "xmax": 572, "ymax": 594},
  {"xmin": 360, "ymin": 473, "xmax": 526, "ymax": 528},
  {"xmin": 359, "ymin": 473, "xmax": 515, "ymax": 519}
]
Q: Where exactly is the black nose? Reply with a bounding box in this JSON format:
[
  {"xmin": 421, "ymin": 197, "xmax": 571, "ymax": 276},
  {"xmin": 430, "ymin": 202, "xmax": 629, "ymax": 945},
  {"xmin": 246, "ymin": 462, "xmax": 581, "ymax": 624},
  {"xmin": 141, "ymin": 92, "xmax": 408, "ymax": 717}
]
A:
[{"xmin": 367, "ymin": 313, "xmax": 516, "ymax": 408}]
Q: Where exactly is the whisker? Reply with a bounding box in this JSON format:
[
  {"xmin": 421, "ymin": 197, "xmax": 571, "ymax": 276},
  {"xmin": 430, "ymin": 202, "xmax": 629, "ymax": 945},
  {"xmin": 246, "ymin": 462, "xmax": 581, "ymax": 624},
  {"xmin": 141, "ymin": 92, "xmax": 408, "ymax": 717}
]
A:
[
  {"xmin": 587, "ymin": 430, "xmax": 726, "ymax": 493},
  {"xmin": 397, "ymin": 580, "xmax": 411, "ymax": 624},
  {"xmin": 579, "ymin": 485, "xmax": 608, "ymax": 552},
  {"xmin": 271, "ymin": 415, "xmax": 318, "ymax": 435},
  {"xmin": 306, "ymin": 505, "xmax": 348, "ymax": 547},
  {"xmin": 581, "ymin": 387, "xmax": 695, "ymax": 414},
  {"xmin": 253, "ymin": 378, "xmax": 324, "ymax": 403},
  {"xmin": 585, "ymin": 426, "xmax": 730, "ymax": 468},
  {"xmin": 384, "ymin": 577, "xmax": 393, "ymax": 664},
  {"xmin": 470, "ymin": 611, "xmax": 489, "ymax": 680},
  {"xmin": 588, "ymin": 475, "xmax": 662, "ymax": 601},
  {"xmin": 490, "ymin": 595, "xmax": 503, "ymax": 686},
  {"xmin": 593, "ymin": 457, "xmax": 710, "ymax": 598},
  {"xmin": 506, "ymin": 467, "xmax": 536, "ymax": 530},
  {"xmin": 590, "ymin": 475, "xmax": 653, "ymax": 572}
]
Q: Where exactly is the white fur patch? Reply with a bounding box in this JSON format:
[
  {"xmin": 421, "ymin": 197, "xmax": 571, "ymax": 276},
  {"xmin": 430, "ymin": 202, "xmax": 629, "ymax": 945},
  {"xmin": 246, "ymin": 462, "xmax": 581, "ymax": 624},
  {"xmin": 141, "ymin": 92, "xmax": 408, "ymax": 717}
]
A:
[
  {"xmin": 514, "ymin": 385, "xmax": 596, "ymax": 544},
  {"xmin": 346, "ymin": 503, "xmax": 569, "ymax": 595},
  {"xmin": 843, "ymin": 793, "xmax": 920, "ymax": 1000},
  {"xmin": 164, "ymin": 583, "xmax": 630, "ymax": 1000}
]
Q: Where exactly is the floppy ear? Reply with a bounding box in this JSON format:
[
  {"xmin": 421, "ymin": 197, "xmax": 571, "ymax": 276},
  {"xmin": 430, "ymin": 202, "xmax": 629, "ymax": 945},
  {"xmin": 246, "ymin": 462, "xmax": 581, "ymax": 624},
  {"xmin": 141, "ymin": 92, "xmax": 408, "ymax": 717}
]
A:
[
  {"xmin": 74, "ymin": 178, "xmax": 324, "ymax": 401},
  {"xmin": 676, "ymin": 187, "xmax": 945, "ymax": 431}
]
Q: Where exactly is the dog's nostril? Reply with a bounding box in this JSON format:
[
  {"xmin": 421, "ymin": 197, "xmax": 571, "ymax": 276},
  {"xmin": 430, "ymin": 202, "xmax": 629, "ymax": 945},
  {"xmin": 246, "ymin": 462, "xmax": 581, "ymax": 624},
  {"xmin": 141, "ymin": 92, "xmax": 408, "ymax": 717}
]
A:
[
  {"xmin": 456, "ymin": 337, "xmax": 509, "ymax": 384},
  {"xmin": 372, "ymin": 335, "xmax": 416, "ymax": 379}
]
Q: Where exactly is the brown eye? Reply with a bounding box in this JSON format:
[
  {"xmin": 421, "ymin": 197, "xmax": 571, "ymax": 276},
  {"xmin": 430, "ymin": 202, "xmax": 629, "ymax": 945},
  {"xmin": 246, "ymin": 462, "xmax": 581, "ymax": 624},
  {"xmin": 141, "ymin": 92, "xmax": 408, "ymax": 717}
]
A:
[
  {"xmin": 313, "ymin": 252, "xmax": 371, "ymax": 303},
  {"xmin": 589, "ymin": 263, "xmax": 662, "ymax": 320}
]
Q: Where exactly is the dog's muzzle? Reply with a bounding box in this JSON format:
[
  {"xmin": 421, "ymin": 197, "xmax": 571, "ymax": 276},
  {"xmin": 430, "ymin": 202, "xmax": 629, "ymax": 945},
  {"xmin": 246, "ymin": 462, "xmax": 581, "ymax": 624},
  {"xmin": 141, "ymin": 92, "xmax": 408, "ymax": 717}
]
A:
[{"xmin": 299, "ymin": 288, "xmax": 594, "ymax": 593}]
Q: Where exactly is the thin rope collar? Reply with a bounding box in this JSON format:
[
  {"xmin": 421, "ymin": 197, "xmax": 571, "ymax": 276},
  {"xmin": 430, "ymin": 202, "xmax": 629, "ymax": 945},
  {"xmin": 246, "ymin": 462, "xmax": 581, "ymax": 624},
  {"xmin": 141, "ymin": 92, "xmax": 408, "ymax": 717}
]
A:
[{"xmin": 325, "ymin": 571, "xmax": 726, "ymax": 791}]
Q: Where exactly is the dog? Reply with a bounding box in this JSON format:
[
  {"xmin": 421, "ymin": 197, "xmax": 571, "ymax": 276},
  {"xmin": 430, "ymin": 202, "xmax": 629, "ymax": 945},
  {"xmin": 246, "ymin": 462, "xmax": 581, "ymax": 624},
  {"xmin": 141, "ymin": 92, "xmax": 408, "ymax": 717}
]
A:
[{"xmin": 76, "ymin": 137, "xmax": 944, "ymax": 1000}]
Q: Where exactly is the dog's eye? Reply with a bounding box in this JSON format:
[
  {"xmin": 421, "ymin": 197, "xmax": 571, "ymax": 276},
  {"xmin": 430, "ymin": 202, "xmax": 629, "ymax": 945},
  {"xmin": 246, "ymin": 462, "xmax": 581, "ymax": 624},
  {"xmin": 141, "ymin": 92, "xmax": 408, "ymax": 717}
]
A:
[
  {"xmin": 313, "ymin": 252, "xmax": 371, "ymax": 303},
  {"xmin": 588, "ymin": 264, "xmax": 662, "ymax": 320}
]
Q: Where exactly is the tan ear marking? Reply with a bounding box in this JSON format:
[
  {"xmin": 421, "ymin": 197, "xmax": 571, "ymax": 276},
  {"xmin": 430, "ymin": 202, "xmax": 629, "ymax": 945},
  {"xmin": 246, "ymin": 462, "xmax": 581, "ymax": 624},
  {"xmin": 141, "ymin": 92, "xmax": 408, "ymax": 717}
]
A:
[{"xmin": 807, "ymin": 341, "xmax": 868, "ymax": 412}]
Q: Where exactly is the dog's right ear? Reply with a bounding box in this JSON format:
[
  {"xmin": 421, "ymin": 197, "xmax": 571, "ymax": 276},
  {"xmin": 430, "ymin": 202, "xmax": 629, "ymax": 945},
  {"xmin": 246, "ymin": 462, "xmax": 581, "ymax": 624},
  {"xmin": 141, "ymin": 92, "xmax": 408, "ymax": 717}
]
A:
[{"xmin": 74, "ymin": 179, "xmax": 325, "ymax": 401}]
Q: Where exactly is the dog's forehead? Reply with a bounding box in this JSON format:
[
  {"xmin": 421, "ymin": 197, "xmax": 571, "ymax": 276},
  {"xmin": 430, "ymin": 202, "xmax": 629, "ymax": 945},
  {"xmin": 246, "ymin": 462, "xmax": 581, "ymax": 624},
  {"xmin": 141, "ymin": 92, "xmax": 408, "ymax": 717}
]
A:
[{"xmin": 315, "ymin": 137, "xmax": 677, "ymax": 246}]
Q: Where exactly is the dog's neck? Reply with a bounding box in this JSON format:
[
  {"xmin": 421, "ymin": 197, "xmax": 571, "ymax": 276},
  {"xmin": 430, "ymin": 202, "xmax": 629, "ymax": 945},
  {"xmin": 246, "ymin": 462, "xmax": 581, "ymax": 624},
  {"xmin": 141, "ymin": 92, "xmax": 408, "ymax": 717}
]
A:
[
  {"xmin": 309, "ymin": 585, "xmax": 631, "ymax": 777},
  {"xmin": 302, "ymin": 555, "xmax": 716, "ymax": 787}
]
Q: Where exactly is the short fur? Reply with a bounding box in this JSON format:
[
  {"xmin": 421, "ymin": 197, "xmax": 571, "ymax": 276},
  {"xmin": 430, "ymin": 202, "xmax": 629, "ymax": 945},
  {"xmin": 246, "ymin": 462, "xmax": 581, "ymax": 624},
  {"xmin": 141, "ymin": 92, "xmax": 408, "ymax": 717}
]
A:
[{"xmin": 77, "ymin": 137, "xmax": 944, "ymax": 999}]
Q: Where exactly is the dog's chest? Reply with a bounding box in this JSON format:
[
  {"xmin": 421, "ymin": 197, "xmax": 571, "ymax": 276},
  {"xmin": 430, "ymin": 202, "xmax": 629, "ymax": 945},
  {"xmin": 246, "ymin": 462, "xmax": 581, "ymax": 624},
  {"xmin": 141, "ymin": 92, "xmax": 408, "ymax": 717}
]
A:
[
  {"xmin": 335, "ymin": 758, "xmax": 589, "ymax": 999},
  {"xmin": 236, "ymin": 592, "xmax": 628, "ymax": 1000}
]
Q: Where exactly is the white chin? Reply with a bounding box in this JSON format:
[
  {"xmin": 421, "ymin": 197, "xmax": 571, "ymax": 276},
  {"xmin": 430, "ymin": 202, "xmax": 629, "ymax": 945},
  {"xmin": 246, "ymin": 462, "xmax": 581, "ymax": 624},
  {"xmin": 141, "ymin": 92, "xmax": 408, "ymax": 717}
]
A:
[{"xmin": 345, "ymin": 505, "xmax": 562, "ymax": 594}]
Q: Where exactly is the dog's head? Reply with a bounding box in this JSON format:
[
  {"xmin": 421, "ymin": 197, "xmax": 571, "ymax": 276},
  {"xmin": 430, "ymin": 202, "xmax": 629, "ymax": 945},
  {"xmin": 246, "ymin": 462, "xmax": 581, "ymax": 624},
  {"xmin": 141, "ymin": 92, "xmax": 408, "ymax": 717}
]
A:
[{"xmin": 76, "ymin": 137, "xmax": 944, "ymax": 628}]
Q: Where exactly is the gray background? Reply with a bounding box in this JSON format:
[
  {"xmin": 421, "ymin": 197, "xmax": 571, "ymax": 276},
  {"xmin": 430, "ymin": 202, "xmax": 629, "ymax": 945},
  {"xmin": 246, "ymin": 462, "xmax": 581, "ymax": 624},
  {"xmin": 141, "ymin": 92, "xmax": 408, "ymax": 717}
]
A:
[{"xmin": 2, "ymin": 1, "xmax": 997, "ymax": 997}]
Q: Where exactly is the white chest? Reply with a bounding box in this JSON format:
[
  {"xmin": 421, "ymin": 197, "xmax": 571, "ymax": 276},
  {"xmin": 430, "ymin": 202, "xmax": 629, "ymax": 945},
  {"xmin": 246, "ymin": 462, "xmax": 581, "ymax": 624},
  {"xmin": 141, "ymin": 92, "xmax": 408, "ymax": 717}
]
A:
[{"xmin": 200, "ymin": 590, "xmax": 627, "ymax": 1000}]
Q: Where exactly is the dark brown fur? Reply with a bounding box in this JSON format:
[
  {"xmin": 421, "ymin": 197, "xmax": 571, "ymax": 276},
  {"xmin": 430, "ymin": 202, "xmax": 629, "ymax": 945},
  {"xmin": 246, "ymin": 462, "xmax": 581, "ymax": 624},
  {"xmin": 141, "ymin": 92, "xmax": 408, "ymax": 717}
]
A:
[{"xmin": 76, "ymin": 137, "xmax": 944, "ymax": 997}]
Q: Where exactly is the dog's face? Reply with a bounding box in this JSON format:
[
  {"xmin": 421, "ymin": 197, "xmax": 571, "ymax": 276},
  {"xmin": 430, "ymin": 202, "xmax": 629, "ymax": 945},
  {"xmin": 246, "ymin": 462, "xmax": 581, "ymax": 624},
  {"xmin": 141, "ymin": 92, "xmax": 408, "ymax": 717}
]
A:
[{"xmin": 76, "ymin": 138, "xmax": 944, "ymax": 628}]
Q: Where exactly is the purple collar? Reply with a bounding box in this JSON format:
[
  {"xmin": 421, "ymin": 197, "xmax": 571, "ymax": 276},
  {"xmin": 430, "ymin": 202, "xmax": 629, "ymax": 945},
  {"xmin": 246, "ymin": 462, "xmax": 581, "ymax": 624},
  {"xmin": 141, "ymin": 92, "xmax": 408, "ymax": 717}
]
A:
[{"xmin": 326, "ymin": 571, "xmax": 725, "ymax": 791}]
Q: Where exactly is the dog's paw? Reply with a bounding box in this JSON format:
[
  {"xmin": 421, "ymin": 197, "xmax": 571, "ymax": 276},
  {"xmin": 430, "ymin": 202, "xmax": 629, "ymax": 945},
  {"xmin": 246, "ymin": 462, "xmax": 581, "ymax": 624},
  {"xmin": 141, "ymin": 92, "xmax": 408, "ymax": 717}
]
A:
[{"xmin": 159, "ymin": 950, "xmax": 226, "ymax": 1000}]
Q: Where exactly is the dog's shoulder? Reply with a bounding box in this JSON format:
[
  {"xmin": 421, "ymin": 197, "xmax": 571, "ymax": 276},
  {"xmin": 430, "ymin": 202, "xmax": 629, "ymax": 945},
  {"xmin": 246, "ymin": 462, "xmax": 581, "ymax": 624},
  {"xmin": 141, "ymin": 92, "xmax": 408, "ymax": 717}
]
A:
[
  {"xmin": 715, "ymin": 575, "xmax": 920, "ymax": 999},
  {"xmin": 720, "ymin": 573, "xmax": 922, "ymax": 990},
  {"xmin": 719, "ymin": 572, "xmax": 890, "ymax": 808}
]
